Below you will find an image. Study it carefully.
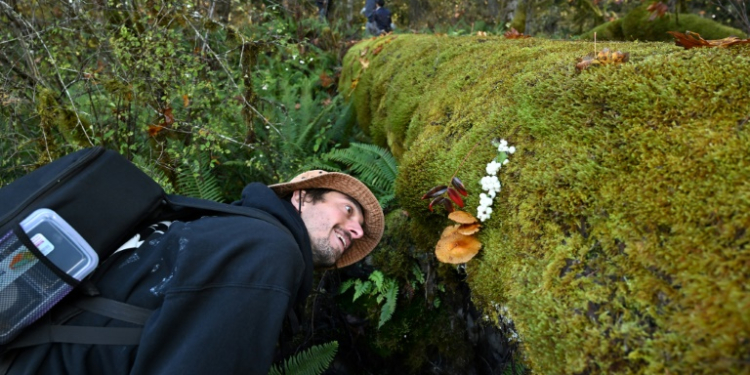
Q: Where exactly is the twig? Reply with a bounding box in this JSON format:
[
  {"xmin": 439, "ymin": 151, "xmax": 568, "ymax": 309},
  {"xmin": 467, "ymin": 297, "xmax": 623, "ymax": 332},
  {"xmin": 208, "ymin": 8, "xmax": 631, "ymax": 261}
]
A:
[
  {"xmin": 181, "ymin": 14, "xmax": 280, "ymax": 138},
  {"xmin": 450, "ymin": 138, "xmax": 484, "ymax": 180}
]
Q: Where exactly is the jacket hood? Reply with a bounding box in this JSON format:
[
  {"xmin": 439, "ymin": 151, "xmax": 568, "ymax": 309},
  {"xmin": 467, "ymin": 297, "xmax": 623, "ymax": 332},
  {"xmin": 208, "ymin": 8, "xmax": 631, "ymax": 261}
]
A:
[{"xmin": 232, "ymin": 182, "xmax": 313, "ymax": 309}]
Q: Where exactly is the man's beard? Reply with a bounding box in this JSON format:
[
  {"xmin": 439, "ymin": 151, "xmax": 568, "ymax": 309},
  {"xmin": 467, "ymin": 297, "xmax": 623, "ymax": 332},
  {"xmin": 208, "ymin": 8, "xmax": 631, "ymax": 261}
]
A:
[{"xmin": 311, "ymin": 237, "xmax": 337, "ymax": 268}]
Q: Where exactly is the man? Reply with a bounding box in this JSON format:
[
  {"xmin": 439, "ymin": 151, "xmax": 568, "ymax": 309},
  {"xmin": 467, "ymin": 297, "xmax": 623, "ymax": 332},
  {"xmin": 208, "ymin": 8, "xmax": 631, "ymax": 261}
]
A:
[
  {"xmin": 362, "ymin": 0, "xmax": 380, "ymax": 36},
  {"xmin": 3, "ymin": 170, "xmax": 384, "ymax": 374},
  {"xmin": 371, "ymin": 0, "xmax": 392, "ymax": 35},
  {"xmin": 315, "ymin": 0, "xmax": 327, "ymax": 21}
]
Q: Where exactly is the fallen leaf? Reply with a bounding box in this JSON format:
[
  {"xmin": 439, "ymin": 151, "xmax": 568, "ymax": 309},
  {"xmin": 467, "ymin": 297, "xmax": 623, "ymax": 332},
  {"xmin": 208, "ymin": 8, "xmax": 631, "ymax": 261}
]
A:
[
  {"xmin": 477, "ymin": 31, "xmax": 487, "ymax": 36},
  {"xmin": 435, "ymin": 231, "xmax": 482, "ymax": 264},
  {"xmin": 182, "ymin": 94, "xmax": 190, "ymax": 108},
  {"xmin": 322, "ymin": 97, "xmax": 332, "ymax": 106},
  {"xmin": 359, "ymin": 57, "xmax": 370, "ymax": 69},
  {"xmin": 575, "ymin": 48, "xmax": 630, "ymax": 73},
  {"xmin": 504, "ymin": 28, "xmax": 531, "ymax": 39},
  {"xmin": 667, "ymin": 31, "xmax": 750, "ymax": 49},
  {"xmin": 319, "ymin": 72, "xmax": 335, "ymax": 88},
  {"xmin": 360, "ymin": 47, "xmax": 369, "ymax": 57},
  {"xmin": 373, "ymin": 45, "xmax": 384, "ymax": 55},
  {"xmin": 350, "ymin": 78, "xmax": 359, "ymax": 89}
]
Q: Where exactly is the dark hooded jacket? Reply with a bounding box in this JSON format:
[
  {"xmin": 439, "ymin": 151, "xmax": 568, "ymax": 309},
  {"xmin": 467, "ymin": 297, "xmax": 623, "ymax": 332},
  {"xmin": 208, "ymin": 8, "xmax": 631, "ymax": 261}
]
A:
[{"xmin": 5, "ymin": 183, "xmax": 313, "ymax": 375}]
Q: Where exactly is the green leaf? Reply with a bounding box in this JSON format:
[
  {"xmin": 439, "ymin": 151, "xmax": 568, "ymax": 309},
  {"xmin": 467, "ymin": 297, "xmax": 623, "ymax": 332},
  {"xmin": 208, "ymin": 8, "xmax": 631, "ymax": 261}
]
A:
[{"xmin": 268, "ymin": 341, "xmax": 338, "ymax": 375}]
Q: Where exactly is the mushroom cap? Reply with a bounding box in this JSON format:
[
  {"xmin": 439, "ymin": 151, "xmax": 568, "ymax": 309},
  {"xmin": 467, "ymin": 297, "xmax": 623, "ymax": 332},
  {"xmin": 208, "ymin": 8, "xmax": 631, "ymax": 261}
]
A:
[
  {"xmin": 435, "ymin": 231, "xmax": 482, "ymax": 264},
  {"xmin": 458, "ymin": 223, "xmax": 482, "ymax": 236},
  {"xmin": 448, "ymin": 210, "xmax": 478, "ymax": 224}
]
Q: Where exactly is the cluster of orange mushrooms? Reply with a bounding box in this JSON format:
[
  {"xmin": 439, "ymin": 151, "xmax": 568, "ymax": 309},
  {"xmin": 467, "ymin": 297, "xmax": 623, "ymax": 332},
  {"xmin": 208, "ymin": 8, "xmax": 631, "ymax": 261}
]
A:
[{"xmin": 435, "ymin": 211, "xmax": 483, "ymax": 264}]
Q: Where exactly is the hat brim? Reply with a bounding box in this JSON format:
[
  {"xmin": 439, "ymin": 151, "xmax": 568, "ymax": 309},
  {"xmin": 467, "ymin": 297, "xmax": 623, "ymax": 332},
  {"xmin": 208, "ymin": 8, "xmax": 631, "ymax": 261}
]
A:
[{"xmin": 269, "ymin": 171, "xmax": 384, "ymax": 268}]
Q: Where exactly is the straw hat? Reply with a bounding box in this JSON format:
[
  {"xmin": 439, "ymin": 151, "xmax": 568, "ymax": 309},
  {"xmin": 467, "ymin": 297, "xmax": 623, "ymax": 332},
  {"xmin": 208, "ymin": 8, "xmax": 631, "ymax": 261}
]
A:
[{"xmin": 269, "ymin": 170, "xmax": 384, "ymax": 268}]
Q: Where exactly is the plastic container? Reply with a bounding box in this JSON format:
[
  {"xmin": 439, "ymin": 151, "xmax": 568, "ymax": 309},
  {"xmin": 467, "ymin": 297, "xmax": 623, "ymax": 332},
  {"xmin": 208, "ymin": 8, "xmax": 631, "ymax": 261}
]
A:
[{"xmin": 0, "ymin": 208, "xmax": 98, "ymax": 344}]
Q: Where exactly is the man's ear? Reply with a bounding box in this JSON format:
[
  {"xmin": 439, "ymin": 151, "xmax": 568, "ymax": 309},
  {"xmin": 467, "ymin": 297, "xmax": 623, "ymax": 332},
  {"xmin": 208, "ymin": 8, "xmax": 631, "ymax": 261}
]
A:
[{"xmin": 290, "ymin": 190, "xmax": 304, "ymax": 207}]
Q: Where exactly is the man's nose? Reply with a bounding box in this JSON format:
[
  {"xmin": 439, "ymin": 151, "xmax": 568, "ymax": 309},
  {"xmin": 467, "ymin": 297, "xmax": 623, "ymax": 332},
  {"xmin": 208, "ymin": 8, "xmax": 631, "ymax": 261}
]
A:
[{"xmin": 346, "ymin": 220, "xmax": 364, "ymax": 240}]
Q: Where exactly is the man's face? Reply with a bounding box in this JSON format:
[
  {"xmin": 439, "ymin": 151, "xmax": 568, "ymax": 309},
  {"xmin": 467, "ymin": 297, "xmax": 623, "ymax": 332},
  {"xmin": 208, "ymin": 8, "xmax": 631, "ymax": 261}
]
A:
[{"xmin": 292, "ymin": 191, "xmax": 365, "ymax": 267}]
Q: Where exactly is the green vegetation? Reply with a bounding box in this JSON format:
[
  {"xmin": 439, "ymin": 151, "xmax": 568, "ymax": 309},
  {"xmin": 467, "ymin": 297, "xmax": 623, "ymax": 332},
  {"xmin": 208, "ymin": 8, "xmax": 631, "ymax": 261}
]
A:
[
  {"xmin": 582, "ymin": 4, "xmax": 747, "ymax": 41},
  {"xmin": 340, "ymin": 270, "xmax": 399, "ymax": 328},
  {"xmin": 268, "ymin": 341, "xmax": 338, "ymax": 375},
  {"xmin": 341, "ymin": 33, "xmax": 750, "ymax": 374}
]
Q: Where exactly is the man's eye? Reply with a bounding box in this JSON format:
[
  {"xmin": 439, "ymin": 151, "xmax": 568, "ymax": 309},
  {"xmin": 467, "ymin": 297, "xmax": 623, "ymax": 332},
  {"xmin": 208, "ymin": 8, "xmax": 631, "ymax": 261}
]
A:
[{"xmin": 345, "ymin": 205, "xmax": 352, "ymax": 214}]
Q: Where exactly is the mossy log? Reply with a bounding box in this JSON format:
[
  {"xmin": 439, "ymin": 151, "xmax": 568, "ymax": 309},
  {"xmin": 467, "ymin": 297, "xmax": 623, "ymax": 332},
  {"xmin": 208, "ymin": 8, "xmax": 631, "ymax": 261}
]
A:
[
  {"xmin": 340, "ymin": 34, "xmax": 750, "ymax": 374},
  {"xmin": 582, "ymin": 4, "xmax": 747, "ymax": 41}
]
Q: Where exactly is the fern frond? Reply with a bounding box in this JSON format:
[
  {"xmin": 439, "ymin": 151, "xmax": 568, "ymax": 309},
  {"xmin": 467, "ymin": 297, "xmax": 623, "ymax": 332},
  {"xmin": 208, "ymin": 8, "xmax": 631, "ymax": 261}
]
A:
[
  {"xmin": 268, "ymin": 341, "xmax": 339, "ymax": 375},
  {"xmin": 352, "ymin": 280, "xmax": 372, "ymax": 301},
  {"xmin": 339, "ymin": 279, "xmax": 356, "ymax": 294},
  {"xmin": 175, "ymin": 154, "xmax": 224, "ymax": 202},
  {"xmin": 369, "ymin": 270, "xmax": 385, "ymax": 291},
  {"xmin": 321, "ymin": 143, "xmax": 397, "ymax": 194},
  {"xmin": 378, "ymin": 279, "xmax": 399, "ymax": 329}
]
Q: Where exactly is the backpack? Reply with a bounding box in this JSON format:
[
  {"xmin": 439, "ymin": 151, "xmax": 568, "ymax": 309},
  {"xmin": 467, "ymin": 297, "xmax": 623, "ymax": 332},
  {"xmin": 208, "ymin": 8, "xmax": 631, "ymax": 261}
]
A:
[{"xmin": 0, "ymin": 147, "xmax": 292, "ymax": 352}]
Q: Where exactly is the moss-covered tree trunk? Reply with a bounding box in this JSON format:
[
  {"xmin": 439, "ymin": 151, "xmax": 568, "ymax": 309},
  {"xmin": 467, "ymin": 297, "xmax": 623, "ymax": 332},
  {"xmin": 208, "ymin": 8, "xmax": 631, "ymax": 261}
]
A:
[{"xmin": 340, "ymin": 34, "xmax": 750, "ymax": 374}]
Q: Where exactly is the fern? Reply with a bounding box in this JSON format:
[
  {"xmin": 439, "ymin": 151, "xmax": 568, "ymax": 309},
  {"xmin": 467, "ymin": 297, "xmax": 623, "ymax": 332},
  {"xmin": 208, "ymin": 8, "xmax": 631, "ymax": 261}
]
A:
[
  {"xmin": 378, "ymin": 279, "xmax": 399, "ymax": 328},
  {"xmin": 369, "ymin": 270, "xmax": 385, "ymax": 291},
  {"xmin": 175, "ymin": 154, "xmax": 224, "ymax": 202},
  {"xmin": 340, "ymin": 270, "xmax": 400, "ymax": 329},
  {"xmin": 339, "ymin": 279, "xmax": 356, "ymax": 294},
  {"xmin": 352, "ymin": 280, "xmax": 373, "ymax": 301},
  {"xmin": 267, "ymin": 341, "xmax": 338, "ymax": 375},
  {"xmin": 305, "ymin": 143, "xmax": 398, "ymax": 207}
]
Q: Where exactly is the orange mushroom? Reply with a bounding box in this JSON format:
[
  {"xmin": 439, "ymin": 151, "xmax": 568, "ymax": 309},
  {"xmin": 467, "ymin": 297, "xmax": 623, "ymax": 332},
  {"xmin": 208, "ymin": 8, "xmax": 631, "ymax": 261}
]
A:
[
  {"xmin": 448, "ymin": 210, "xmax": 478, "ymax": 224},
  {"xmin": 435, "ymin": 231, "xmax": 482, "ymax": 264},
  {"xmin": 457, "ymin": 223, "xmax": 481, "ymax": 236}
]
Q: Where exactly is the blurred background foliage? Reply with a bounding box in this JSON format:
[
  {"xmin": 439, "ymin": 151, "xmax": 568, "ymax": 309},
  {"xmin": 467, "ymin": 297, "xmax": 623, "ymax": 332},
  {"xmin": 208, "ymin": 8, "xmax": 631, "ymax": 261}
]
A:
[{"xmin": 1, "ymin": 0, "xmax": 747, "ymax": 374}]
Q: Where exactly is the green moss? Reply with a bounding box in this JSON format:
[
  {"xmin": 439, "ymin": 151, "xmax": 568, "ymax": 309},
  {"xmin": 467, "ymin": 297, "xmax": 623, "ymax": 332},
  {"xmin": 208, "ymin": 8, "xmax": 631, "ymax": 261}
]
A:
[
  {"xmin": 342, "ymin": 34, "xmax": 750, "ymax": 374},
  {"xmin": 582, "ymin": 5, "xmax": 747, "ymax": 41}
]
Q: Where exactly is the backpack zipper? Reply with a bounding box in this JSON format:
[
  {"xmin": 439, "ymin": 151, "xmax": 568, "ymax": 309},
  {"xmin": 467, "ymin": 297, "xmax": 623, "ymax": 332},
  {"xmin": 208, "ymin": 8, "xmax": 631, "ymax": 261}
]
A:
[{"xmin": 0, "ymin": 147, "xmax": 105, "ymax": 227}]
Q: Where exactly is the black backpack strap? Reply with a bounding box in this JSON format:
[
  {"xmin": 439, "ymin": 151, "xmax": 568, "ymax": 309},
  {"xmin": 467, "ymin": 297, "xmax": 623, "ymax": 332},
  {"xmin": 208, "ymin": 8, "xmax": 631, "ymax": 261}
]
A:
[
  {"xmin": 7, "ymin": 325, "xmax": 143, "ymax": 348},
  {"xmin": 164, "ymin": 195, "xmax": 293, "ymax": 238},
  {"xmin": 4, "ymin": 296, "xmax": 153, "ymax": 350},
  {"xmin": 72, "ymin": 297, "xmax": 152, "ymax": 325}
]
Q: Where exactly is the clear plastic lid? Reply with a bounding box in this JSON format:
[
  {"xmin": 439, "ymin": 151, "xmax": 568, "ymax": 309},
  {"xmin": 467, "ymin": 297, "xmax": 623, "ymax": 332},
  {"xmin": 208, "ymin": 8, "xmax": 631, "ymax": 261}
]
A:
[{"xmin": 19, "ymin": 208, "xmax": 99, "ymax": 280}]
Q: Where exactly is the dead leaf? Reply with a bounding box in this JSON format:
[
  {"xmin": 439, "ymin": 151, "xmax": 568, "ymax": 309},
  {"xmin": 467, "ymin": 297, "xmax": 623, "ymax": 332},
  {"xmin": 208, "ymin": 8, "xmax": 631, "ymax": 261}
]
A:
[
  {"xmin": 360, "ymin": 47, "xmax": 369, "ymax": 57},
  {"xmin": 162, "ymin": 107, "xmax": 174, "ymax": 126},
  {"xmin": 294, "ymin": 103, "xmax": 301, "ymax": 110},
  {"xmin": 448, "ymin": 211, "xmax": 478, "ymax": 224},
  {"xmin": 322, "ymin": 97, "xmax": 332, "ymax": 106},
  {"xmin": 373, "ymin": 45, "xmax": 384, "ymax": 55},
  {"xmin": 182, "ymin": 94, "xmax": 190, "ymax": 108},
  {"xmin": 647, "ymin": 2, "xmax": 668, "ymax": 21},
  {"xmin": 359, "ymin": 57, "xmax": 370, "ymax": 69},
  {"xmin": 350, "ymin": 78, "xmax": 359, "ymax": 90},
  {"xmin": 147, "ymin": 124, "xmax": 165, "ymax": 137},
  {"xmin": 319, "ymin": 72, "xmax": 335, "ymax": 88},
  {"xmin": 504, "ymin": 28, "xmax": 531, "ymax": 39},
  {"xmin": 435, "ymin": 230, "xmax": 482, "ymax": 264},
  {"xmin": 477, "ymin": 31, "xmax": 487, "ymax": 37},
  {"xmin": 575, "ymin": 48, "xmax": 630, "ymax": 73},
  {"xmin": 667, "ymin": 31, "xmax": 750, "ymax": 49}
]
